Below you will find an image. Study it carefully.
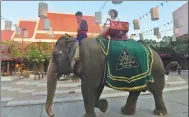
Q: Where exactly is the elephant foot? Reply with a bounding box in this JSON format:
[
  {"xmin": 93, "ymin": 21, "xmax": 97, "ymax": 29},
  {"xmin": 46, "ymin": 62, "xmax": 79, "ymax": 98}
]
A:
[
  {"xmin": 121, "ymin": 105, "xmax": 136, "ymax": 115},
  {"xmin": 153, "ymin": 109, "xmax": 167, "ymax": 116},
  {"xmin": 82, "ymin": 113, "xmax": 96, "ymax": 117},
  {"xmin": 96, "ymin": 99, "xmax": 108, "ymax": 113}
]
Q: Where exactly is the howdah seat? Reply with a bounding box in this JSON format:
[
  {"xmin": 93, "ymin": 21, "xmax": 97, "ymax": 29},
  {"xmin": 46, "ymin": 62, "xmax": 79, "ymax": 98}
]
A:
[{"xmin": 103, "ymin": 20, "xmax": 129, "ymax": 40}]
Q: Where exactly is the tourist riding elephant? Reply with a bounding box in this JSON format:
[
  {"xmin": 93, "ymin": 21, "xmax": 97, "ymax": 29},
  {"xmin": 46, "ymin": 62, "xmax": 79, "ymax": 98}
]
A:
[{"xmin": 45, "ymin": 35, "xmax": 168, "ymax": 117}]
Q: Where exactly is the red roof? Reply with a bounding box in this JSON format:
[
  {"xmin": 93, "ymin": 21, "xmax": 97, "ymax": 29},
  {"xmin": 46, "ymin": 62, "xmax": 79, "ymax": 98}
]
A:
[
  {"xmin": 14, "ymin": 21, "xmax": 37, "ymax": 38},
  {"xmin": 35, "ymin": 34, "xmax": 75, "ymax": 39},
  {"xmin": 1, "ymin": 30, "xmax": 14, "ymax": 41},
  {"xmin": 11, "ymin": 13, "xmax": 101, "ymax": 41},
  {"xmin": 37, "ymin": 12, "xmax": 101, "ymax": 33},
  {"xmin": 35, "ymin": 33, "xmax": 95, "ymax": 40}
]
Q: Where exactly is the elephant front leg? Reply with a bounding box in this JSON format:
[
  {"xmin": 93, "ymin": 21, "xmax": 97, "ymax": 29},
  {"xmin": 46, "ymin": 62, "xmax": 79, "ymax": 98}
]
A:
[
  {"xmin": 81, "ymin": 82, "xmax": 97, "ymax": 117},
  {"xmin": 121, "ymin": 91, "xmax": 141, "ymax": 115}
]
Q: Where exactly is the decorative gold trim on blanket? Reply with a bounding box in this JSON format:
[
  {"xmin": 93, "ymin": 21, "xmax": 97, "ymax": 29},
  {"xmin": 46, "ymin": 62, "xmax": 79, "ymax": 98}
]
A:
[
  {"xmin": 106, "ymin": 79, "xmax": 154, "ymax": 91},
  {"xmin": 97, "ymin": 36, "xmax": 155, "ymax": 91},
  {"xmin": 107, "ymin": 45, "xmax": 153, "ymax": 81}
]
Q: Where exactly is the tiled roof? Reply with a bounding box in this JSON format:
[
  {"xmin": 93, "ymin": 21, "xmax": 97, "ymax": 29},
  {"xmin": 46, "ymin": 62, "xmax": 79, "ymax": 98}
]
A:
[
  {"xmin": 1, "ymin": 30, "xmax": 14, "ymax": 41},
  {"xmin": 37, "ymin": 12, "xmax": 101, "ymax": 33},
  {"xmin": 1, "ymin": 53, "xmax": 16, "ymax": 61},
  {"xmin": 35, "ymin": 33, "xmax": 75, "ymax": 39},
  {"xmin": 11, "ymin": 13, "xmax": 101, "ymax": 41},
  {"xmin": 14, "ymin": 21, "xmax": 37, "ymax": 38}
]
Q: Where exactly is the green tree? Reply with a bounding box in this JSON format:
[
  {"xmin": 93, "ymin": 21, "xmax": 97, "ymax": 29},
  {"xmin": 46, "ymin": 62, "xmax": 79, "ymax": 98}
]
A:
[
  {"xmin": 141, "ymin": 35, "xmax": 188, "ymax": 69},
  {"xmin": 25, "ymin": 42, "xmax": 51, "ymax": 73},
  {"xmin": 2, "ymin": 40, "xmax": 24, "ymax": 58}
]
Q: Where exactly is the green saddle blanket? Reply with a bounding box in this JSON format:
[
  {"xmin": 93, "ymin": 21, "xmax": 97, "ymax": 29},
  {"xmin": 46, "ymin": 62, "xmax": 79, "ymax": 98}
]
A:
[{"xmin": 96, "ymin": 36, "xmax": 154, "ymax": 91}]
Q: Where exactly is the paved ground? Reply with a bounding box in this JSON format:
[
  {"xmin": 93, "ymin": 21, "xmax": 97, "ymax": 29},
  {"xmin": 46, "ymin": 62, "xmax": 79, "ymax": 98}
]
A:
[
  {"xmin": 169, "ymin": 71, "xmax": 188, "ymax": 83},
  {"xmin": 1, "ymin": 72, "xmax": 188, "ymax": 106},
  {"xmin": 1, "ymin": 89, "xmax": 188, "ymax": 117}
]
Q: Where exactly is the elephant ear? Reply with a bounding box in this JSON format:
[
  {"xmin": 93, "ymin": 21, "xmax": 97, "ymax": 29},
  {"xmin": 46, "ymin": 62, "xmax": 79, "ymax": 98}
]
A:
[
  {"xmin": 55, "ymin": 36, "xmax": 65, "ymax": 47},
  {"xmin": 73, "ymin": 60, "xmax": 82, "ymax": 77}
]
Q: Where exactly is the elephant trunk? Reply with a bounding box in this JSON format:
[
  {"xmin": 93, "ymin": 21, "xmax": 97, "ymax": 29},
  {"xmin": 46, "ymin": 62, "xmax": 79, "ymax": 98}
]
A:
[
  {"xmin": 45, "ymin": 57, "xmax": 57, "ymax": 117},
  {"xmin": 46, "ymin": 73, "xmax": 57, "ymax": 104}
]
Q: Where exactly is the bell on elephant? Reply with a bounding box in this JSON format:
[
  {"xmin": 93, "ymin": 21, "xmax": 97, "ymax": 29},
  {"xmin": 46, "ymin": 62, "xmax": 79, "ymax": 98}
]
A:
[
  {"xmin": 112, "ymin": 0, "xmax": 123, "ymax": 4},
  {"xmin": 95, "ymin": 12, "xmax": 102, "ymax": 24},
  {"xmin": 4, "ymin": 20, "xmax": 12, "ymax": 30},
  {"xmin": 38, "ymin": 2, "xmax": 48, "ymax": 18}
]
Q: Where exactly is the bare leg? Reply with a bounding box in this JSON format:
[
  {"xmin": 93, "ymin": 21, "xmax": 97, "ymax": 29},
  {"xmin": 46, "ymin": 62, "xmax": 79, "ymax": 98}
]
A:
[{"xmin": 121, "ymin": 91, "xmax": 141, "ymax": 115}]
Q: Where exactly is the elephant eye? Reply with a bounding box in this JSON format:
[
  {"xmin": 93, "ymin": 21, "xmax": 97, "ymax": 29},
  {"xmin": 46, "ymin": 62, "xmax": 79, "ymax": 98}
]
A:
[{"xmin": 61, "ymin": 49, "xmax": 68, "ymax": 53}]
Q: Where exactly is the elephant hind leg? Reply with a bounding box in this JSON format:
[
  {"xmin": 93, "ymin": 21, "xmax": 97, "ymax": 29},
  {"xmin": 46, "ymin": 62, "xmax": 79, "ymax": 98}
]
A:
[
  {"xmin": 121, "ymin": 91, "xmax": 141, "ymax": 115},
  {"xmin": 95, "ymin": 82, "xmax": 108, "ymax": 113},
  {"xmin": 153, "ymin": 93, "xmax": 167, "ymax": 116},
  {"xmin": 148, "ymin": 75, "xmax": 167, "ymax": 116}
]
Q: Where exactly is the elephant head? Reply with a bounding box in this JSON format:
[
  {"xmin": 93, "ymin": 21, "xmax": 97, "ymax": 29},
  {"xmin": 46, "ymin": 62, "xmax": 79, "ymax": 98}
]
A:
[{"xmin": 53, "ymin": 36, "xmax": 75, "ymax": 79}]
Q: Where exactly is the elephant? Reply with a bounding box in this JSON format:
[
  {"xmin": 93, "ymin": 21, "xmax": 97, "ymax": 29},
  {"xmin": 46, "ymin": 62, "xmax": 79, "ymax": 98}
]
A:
[
  {"xmin": 165, "ymin": 61, "xmax": 181, "ymax": 75},
  {"xmin": 45, "ymin": 36, "xmax": 168, "ymax": 117}
]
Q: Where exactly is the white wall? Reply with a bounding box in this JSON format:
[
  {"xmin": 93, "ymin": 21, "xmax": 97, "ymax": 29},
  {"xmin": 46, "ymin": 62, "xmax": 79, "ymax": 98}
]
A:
[{"xmin": 172, "ymin": 2, "xmax": 188, "ymax": 37}]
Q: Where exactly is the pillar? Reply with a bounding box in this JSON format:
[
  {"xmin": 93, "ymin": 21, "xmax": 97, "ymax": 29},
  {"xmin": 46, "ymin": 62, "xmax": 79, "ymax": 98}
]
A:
[{"xmin": 7, "ymin": 61, "xmax": 10, "ymax": 75}]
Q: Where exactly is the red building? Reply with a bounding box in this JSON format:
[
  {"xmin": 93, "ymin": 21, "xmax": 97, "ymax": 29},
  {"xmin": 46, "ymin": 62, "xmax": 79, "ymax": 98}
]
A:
[{"xmin": 1, "ymin": 12, "xmax": 102, "ymax": 75}]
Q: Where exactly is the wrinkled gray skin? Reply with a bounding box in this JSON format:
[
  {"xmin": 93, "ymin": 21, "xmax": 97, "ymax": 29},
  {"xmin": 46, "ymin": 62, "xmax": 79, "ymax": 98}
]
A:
[{"xmin": 46, "ymin": 37, "xmax": 167, "ymax": 117}]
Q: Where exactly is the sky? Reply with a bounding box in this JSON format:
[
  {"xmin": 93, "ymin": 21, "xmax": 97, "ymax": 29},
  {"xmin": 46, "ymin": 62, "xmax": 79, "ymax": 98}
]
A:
[{"xmin": 1, "ymin": 1, "xmax": 187, "ymax": 40}]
